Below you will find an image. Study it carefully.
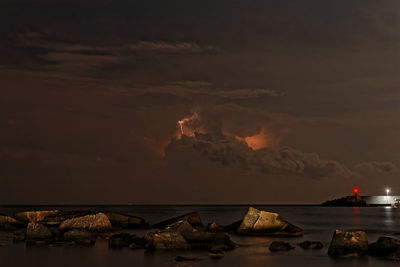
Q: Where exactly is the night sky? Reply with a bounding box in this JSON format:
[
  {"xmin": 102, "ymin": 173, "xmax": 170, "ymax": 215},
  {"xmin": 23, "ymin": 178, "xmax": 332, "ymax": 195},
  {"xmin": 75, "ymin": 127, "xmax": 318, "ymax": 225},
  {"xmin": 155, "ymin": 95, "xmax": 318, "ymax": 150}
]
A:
[{"xmin": 1, "ymin": 0, "xmax": 399, "ymax": 204}]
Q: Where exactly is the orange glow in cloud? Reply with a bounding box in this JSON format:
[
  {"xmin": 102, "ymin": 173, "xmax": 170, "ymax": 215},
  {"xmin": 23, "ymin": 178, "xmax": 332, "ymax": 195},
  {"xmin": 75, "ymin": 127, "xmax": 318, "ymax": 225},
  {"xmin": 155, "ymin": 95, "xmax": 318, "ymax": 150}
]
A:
[
  {"xmin": 175, "ymin": 112, "xmax": 201, "ymax": 138},
  {"xmin": 236, "ymin": 128, "xmax": 275, "ymax": 150}
]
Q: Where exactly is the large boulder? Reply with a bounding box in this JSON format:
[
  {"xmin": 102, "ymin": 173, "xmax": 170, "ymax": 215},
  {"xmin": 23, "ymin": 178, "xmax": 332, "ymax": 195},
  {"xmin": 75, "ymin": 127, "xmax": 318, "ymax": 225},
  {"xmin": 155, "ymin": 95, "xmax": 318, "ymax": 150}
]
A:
[
  {"xmin": 236, "ymin": 207, "xmax": 303, "ymax": 237},
  {"xmin": 368, "ymin": 236, "xmax": 400, "ymax": 261},
  {"xmin": 328, "ymin": 229, "xmax": 369, "ymax": 257},
  {"xmin": 26, "ymin": 223, "xmax": 52, "ymax": 240},
  {"xmin": 60, "ymin": 213, "xmax": 112, "ymax": 232},
  {"xmin": 104, "ymin": 211, "xmax": 147, "ymax": 229},
  {"xmin": 14, "ymin": 210, "xmax": 62, "ymax": 223},
  {"xmin": 152, "ymin": 211, "xmax": 202, "ymax": 228}
]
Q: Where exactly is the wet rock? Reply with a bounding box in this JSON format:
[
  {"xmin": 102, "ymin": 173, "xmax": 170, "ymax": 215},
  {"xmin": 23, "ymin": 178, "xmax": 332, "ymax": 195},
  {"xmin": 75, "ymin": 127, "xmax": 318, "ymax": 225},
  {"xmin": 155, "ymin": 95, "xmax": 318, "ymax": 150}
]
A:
[
  {"xmin": 145, "ymin": 231, "xmax": 190, "ymax": 249},
  {"xmin": 208, "ymin": 246, "xmax": 225, "ymax": 259},
  {"xmin": 299, "ymin": 241, "xmax": 323, "ymax": 249},
  {"xmin": 13, "ymin": 230, "xmax": 26, "ymax": 242},
  {"xmin": 14, "ymin": 210, "xmax": 62, "ymax": 223},
  {"xmin": 328, "ymin": 229, "xmax": 368, "ymax": 257},
  {"xmin": 75, "ymin": 239, "xmax": 95, "ymax": 246},
  {"xmin": 236, "ymin": 207, "xmax": 303, "ymax": 237},
  {"xmin": 26, "ymin": 223, "xmax": 52, "ymax": 240},
  {"xmin": 368, "ymin": 236, "xmax": 400, "ymax": 261},
  {"xmin": 210, "ymin": 237, "xmax": 238, "ymax": 251},
  {"xmin": 175, "ymin": 256, "xmax": 198, "ymax": 262},
  {"xmin": 0, "ymin": 215, "xmax": 23, "ymax": 231},
  {"xmin": 269, "ymin": 241, "xmax": 295, "ymax": 252},
  {"xmin": 167, "ymin": 220, "xmax": 237, "ymax": 250},
  {"xmin": 105, "ymin": 211, "xmax": 148, "ymax": 229},
  {"xmin": 108, "ymin": 233, "xmax": 145, "ymax": 249},
  {"xmin": 26, "ymin": 240, "xmax": 46, "ymax": 246},
  {"xmin": 60, "ymin": 213, "xmax": 112, "ymax": 232},
  {"xmin": 224, "ymin": 220, "xmax": 242, "ymax": 232},
  {"xmin": 63, "ymin": 230, "xmax": 95, "ymax": 241},
  {"xmin": 152, "ymin": 211, "xmax": 202, "ymax": 228},
  {"xmin": 207, "ymin": 222, "xmax": 225, "ymax": 232}
]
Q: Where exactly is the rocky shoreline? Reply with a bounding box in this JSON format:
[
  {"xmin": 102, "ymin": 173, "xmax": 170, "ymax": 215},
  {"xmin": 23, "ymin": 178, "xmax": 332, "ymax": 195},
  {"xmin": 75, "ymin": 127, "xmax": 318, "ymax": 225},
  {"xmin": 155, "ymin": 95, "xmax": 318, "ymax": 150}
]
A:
[{"xmin": 1, "ymin": 206, "xmax": 399, "ymax": 261}]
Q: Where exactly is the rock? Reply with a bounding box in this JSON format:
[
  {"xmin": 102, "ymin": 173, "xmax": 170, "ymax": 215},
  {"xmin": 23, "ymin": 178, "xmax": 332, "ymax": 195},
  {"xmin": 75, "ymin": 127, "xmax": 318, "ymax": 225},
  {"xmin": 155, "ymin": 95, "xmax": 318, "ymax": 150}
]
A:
[
  {"xmin": 269, "ymin": 241, "xmax": 295, "ymax": 252},
  {"xmin": 208, "ymin": 246, "xmax": 225, "ymax": 259},
  {"xmin": 129, "ymin": 243, "xmax": 143, "ymax": 249},
  {"xmin": 108, "ymin": 233, "xmax": 145, "ymax": 249},
  {"xmin": 13, "ymin": 231, "xmax": 26, "ymax": 242},
  {"xmin": 14, "ymin": 210, "xmax": 62, "ymax": 223},
  {"xmin": 145, "ymin": 231, "xmax": 190, "ymax": 250},
  {"xmin": 224, "ymin": 220, "xmax": 242, "ymax": 232},
  {"xmin": 75, "ymin": 239, "xmax": 95, "ymax": 246},
  {"xmin": 0, "ymin": 215, "xmax": 22, "ymax": 230},
  {"xmin": 63, "ymin": 230, "xmax": 95, "ymax": 241},
  {"xmin": 328, "ymin": 229, "xmax": 369, "ymax": 257},
  {"xmin": 26, "ymin": 223, "xmax": 52, "ymax": 240},
  {"xmin": 207, "ymin": 222, "xmax": 225, "ymax": 232},
  {"xmin": 175, "ymin": 256, "xmax": 198, "ymax": 262},
  {"xmin": 41, "ymin": 210, "xmax": 91, "ymax": 226},
  {"xmin": 166, "ymin": 220, "xmax": 237, "ymax": 250},
  {"xmin": 299, "ymin": 241, "xmax": 323, "ymax": 249},
  {"xmin": 236, "ymin": 207, "xmax": 303, "ymax": 237},
  {"xmin": 60, "ymin": 213, "xmax": 112, "ymax": 232},
  {"xmin": 368, "ymin": 236, "xmax": 400, "ymax": 261},
  {"xmin": 105, "ymin": 211, "xmax": 148, "ymax": 229},
  {"xmin": 26, "ymin": 240, "xmax": 46, "ymax": 246},
  {"xmin": 152, "ymin": 211, "xmax": 202, "ymax": 228},
  {"xmin": 210, "ymin": 237, "xmax": 238, "ymax": 251}
]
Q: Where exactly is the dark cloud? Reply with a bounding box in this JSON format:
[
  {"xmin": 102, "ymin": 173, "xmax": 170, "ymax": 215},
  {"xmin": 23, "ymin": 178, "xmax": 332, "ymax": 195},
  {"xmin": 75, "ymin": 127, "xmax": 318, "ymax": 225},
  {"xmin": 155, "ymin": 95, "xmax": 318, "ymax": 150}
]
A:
[
  {"xmin": 355, "ymin": 161, "xmax": 400, "ymax": 174},
  {"xmin": 165, "ymin": 131, "xmax": 353, "ymax": 180}
]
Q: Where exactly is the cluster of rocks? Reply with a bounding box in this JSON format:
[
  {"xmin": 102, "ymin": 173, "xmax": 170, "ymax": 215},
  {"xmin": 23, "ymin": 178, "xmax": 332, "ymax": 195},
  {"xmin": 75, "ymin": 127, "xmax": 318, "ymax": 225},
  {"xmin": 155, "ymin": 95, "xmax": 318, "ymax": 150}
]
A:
[
  {"xmin": 328, "ymin": 229, "xmax": 400, "ymax": 261},
  {"xmin": 1, "ymin": 206, "xmax": 399, "ymax": 262},
  {"xmin": 0, "ymin": 210, "xmax": 148, "ymax": 246}
]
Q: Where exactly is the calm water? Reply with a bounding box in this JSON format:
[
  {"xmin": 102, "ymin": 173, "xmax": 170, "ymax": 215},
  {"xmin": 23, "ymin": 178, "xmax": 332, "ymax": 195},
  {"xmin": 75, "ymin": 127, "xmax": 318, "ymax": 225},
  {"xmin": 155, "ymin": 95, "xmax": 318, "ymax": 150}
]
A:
[{"xmin": 1, "ymin": 205, "xmax": 400, "ymax": 267}]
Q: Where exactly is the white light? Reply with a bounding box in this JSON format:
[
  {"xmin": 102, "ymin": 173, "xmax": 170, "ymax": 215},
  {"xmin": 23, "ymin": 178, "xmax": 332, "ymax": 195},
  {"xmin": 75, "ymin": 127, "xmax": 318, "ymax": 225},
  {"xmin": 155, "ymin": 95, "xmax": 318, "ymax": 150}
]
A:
[{"xmin": 386, "ymin": 189, "xmax": 390, "ymax": 194}]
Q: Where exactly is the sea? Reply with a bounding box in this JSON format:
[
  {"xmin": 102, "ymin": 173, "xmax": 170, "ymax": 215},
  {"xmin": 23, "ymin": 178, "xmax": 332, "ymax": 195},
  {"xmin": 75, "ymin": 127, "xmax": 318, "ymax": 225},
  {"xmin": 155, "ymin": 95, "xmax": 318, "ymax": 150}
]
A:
[{"xmin": 0, "ymin": 205, "xmax": 399, "ymax": 267}]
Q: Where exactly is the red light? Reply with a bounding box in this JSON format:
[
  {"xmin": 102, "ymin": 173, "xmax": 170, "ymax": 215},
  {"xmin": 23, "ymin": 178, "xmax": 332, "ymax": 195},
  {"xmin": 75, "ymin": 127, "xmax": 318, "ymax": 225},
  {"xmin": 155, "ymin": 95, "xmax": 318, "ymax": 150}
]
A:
[{"xmin": 353, "ymin": 188, "xmax": 359, "ymax": 194}]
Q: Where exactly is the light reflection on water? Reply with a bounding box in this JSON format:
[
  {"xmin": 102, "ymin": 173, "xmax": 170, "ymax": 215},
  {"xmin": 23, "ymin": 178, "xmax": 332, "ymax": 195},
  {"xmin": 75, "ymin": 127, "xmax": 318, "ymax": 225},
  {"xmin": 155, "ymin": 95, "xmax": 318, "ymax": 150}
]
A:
[{"xmin": 0, "ymin": 205, "xmax": 400, "ymax": 267}]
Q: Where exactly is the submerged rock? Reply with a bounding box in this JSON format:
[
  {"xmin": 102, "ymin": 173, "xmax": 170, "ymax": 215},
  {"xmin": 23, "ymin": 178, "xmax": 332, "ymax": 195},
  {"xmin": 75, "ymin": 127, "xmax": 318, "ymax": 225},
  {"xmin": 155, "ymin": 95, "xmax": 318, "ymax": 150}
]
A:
[
  {"xmin": 369, "ymin": 236, "xmax": 400, "ymax": 261},
  {"xmin": 175, "ymin": 256, "xmax": 199, "ymax": 262},
  {"xmin": 328, "ymin": 229, "xmax": 368, "ymax": 257},
  {"xmin": 60, "ymin": 213, "xmax": 112, "ymax": 232},
  {"xmin": 269, "ymin": 241, "xmax": 295, "ymax": 252},
  {"xmin": 236, "ymin": 207, "xmax": 303, "ymax": 237},
  {"xmin": 105, "ymin": 211, "xmax": 148, "ymax": 229},
  {"xmin": 108, "ymin": 233, "xmax": 145, "ymax": 249},
  {"xmin": 152, "ymin": 211, "xmax": 202, "ymax": 228},
  {"xmin": 26, "ymin": 223, "xmax": 52, "ymax": 240},
  {"xmin": 299, "ymin": 241, "xmax": 324, "ymax": 249}
]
